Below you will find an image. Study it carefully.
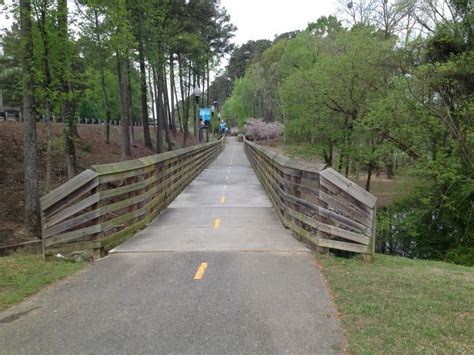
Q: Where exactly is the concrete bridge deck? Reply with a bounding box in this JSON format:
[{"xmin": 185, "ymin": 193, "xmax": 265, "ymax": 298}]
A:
[{"xmin": 0, "ymin": 138, "xmax": 343, "ymax": 354}]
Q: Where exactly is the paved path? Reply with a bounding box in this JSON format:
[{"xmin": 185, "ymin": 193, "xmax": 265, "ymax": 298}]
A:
[{"xmin": 0, "ymin": 138, "xmax": 343, "ymax": 354}]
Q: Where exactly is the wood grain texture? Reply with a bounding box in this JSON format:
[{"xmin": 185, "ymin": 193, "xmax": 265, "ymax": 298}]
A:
[
  {"xmin": 244, "ymin": 138, "xmax": 376, "ymax": 257},
  {"xmin": 41, "ymin": 140, "xmax": 223, "ymax": 258}
]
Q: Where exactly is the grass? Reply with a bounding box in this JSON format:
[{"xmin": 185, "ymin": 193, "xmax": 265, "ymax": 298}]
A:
[
  {"xmin": 0, "ymin": 254, "xmax": 85, "ymax": 311},
  {"xmin": 317, "ymin": 254, "xmax": 474, "ymax": 354}
]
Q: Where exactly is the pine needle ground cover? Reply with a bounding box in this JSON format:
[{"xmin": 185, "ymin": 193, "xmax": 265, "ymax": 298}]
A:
[
  {"xmin": 0, "ymin": 254, "xmax": 85, "ymax": 311},
  {"xmin": 318, "ymin": 254, "xmax": 474, "ymax": 354}
]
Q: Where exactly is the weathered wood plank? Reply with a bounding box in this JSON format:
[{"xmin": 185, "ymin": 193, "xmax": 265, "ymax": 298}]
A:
[
  {"xmin": 318, "ymin": 238, "xmax": 370, "ymax": 254},
  {"xmin": 44, "ymin": 240, "xmax": 102, "ymax": 256},
  {"xmin": 319, "ymin": 189, "xmax": 372, "ymax": 228},
  {"xmin": 98, "ymin": 181, "xmax": 145, "ymax": 200},
  {"xmin": 41, "ymin": 138, "xmax": 224, "ymax": 252},
  {"xmin": 97, "ymin": 165, "xmax": 154, "ymax": 184},
  {"xmin": 41, "ymin": 169, "xmax": 98, "ymax": 210},
  {"xmin": 43, "ymin": 208, "xmax": 101, "ymax": 239},
  {"xmin": 43, "ymin": 193, "xmax": 100, "ymax": 229},
  {"xmin": 44, "ymin": 224, "xmax": 102, "ymax": 247},
  {"xmin": 244, "ymin": 138, "xmax": 375, "ymax": 256},
  {"xmin": 318, "ymin": 206, "xmax": 370, "ymax": 235},
  {"xmin": 320, "ymin": 168, "xmax": 377, "ymax": 209},
  {"xmin": 317, "ymin": 222, "xmax": 370, "ymax": 245}
]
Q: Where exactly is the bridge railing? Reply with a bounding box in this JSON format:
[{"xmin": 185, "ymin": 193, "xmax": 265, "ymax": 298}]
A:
[
  {"xmin": 244, "ymin": 139, "xmax": 377, "ymax": 260},
  {"xmin": 41, "ymin": 140, "xmax": 223, "ymax": 259}
]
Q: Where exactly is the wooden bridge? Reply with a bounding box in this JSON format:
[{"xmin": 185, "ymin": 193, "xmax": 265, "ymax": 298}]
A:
[
  {"xmin": 41, "ymin": 137, "xmax": 376, "ymax": 260},
  {"xmin": 1, "ymin": 137, "xmax": 377, "ymax": 354}
]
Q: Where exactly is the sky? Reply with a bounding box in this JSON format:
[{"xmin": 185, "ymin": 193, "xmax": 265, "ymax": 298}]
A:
[{"xmin": 220, "ymin": 0, "xmax": 338, "ymax": 45}]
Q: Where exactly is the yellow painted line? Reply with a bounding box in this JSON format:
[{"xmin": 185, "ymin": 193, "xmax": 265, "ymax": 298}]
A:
[
  {"xmin": 220, "ymin": 196, "xmax": 225, "ymax": 204},
  {"xmin": 193, "ymin": 262, "xmax": 208, "ymax": 280},
  {"xmin": 213, "ymin": 218, "xmax": 221, "ymax": 229}
]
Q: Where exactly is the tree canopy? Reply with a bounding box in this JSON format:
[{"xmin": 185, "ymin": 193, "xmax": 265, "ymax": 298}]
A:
[{"xmin": 221, "ymin": 1, "xmax": 473, "ymax": 265}]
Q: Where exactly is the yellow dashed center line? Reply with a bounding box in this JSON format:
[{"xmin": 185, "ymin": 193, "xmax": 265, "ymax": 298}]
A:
[
  {"xmin": 220, "ymin": 196, "xmax": 225, "ymax": 204},
  {"xmin": 213, "ymin": 218, "xmax": 221, "ymax": 229},
  {"xmin": 193, "ymin": 262, "xmax": 208, "ymax": 280}
]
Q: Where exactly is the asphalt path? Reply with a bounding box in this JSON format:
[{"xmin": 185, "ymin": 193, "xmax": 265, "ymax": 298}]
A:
[{"xmin": 0, "ymin": 138, "xmax": 343, "ymax": 354}]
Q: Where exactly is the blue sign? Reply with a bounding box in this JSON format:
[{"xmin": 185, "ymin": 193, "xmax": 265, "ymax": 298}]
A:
[{"xmin": 199, "ymin": 108, "xmax": 211, "ymax": 122}]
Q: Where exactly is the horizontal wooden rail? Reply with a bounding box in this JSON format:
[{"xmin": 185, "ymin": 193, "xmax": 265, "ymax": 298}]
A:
[
  {"xmin": 41, "ymin": 140, "xmax": 224, "ymax": 259},
  {"xmin": 244, "ymin": 139, "xmax": 377, "ymax": 259}
]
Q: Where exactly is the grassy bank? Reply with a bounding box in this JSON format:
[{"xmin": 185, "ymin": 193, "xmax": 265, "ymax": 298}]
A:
[
  {"xmin": 0, "ymin": 254, "xmax": 85, "ymax": 311},
  {"xmin": 318, "ymin": 254, "xmax": 474, "ymax": 354}
]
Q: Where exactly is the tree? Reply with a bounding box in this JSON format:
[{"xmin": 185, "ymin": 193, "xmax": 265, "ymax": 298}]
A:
[
  {"xmin": 57, "ymin": 0, "xmax": 78, "ymax": 177},
  {"xmin": 20, "ymin": 0, "xmax": 41, "ymax": 238}
]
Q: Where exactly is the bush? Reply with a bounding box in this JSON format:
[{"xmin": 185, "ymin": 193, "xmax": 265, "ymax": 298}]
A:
[
  {"xmin": 376, "ymin": 175, "xmax": 474, "ymax": 266},
  {"xmin": 445, "ymin": 247, "xmax": 474, "ymax": 266}
]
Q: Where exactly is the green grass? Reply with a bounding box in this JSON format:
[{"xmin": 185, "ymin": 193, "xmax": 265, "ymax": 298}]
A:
[
  {"xmin": 318, "ymin": 254, "xmax": 474, "ymax": 354},
  {"xmin": 0, "ymin": 254, "xmax": 85, "ymax": 311}
]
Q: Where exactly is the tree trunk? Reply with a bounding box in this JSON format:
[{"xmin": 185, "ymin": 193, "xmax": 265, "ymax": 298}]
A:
[
  {"xmin": 366, "ymin": 160, "xmax": 374, "ymax": 192},
  {"xmin": 138, "ymin": 38, "xmax": 153, "ymax": 150},
  {"xmin": 58, "ymin": 0, "xmax": 77, "ymax": 178},
  {"xmin": 45, "ymin": 107, "xmax": 52, "ymax": 192},
  {"xmin": 178, "ymin": 52, "xmax": 189, "ymax": 146},
  {"xmin": 158, "ymin": 59, "xmax": 173, "ymax": 151},
  {"xmin": 147, "ymin": 62, "xmax": 156, "ymax": 135},
  {"xmin": 202, "ymin": 73, "xmax": 206, "ymax": 108},
  {"xmin": 162, "ymin": 63, "xmax": 175, "ymax": 138},
  {"xmin": 193, "ymin": 74, "xmax": 199, "ymax": 144},
  {"xmin": 20, "ymin": 0, "xmax": 41, "ymax": 238},
  {"xmin": 169, "ymin": 54, "xmax": 177, "ymax": 136},
  {"xmin": 152, "ymin": 64, "xmax": 163, "ymax": 153},
  {"xmin": 386, "ymin": 154, "xmax": 395, "ymax": 179},
  {"xmin": 117, "ymin": 54, "xmax": 132, "ymax": 160},
  {"xmin": 93, "ymin": 8, "xmax": 112, "ymax": 144},
  {"xmin": 173, "ymin": 73, "xmax": 183, "ymax": 133},
  {"xmin": 126, "ymin": 60, "xmax": 135, "ymax": 147},
  {"xmin": 338, "ymin": 149, "xmax": 344, "ymax": 173},
  {"xmin": 36, "ymin": 2, "xmax": 53, "ymax": 191}
]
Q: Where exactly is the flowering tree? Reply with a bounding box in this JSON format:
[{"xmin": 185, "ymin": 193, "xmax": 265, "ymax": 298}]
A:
[{"xmin": 244, "ymin": 118, "xmax": 283, "ymax": 143}]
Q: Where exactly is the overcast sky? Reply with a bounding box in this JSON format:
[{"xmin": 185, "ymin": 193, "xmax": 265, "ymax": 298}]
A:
[{"xmin": 220, "ymin": 0, "xmax": 338, "ymax": 45}]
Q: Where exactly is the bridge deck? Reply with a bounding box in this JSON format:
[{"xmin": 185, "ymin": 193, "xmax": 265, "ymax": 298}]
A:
[
  {"xmin": 111, "ymin": 137, "xmax": 307, "ymax": 253},
  {"xmin": 0, "ymin": 138, "xmax": 343, "ymax": 354}
]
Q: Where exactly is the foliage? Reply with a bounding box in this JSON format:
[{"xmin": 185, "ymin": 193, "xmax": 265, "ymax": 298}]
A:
[
  {"xmin": 318, "ymin": 253, "xmax": 474, "ymax": 354},
  {"xmin": 221, "ymin": 3, "xmax": 474, "ymax": 264},
  {"xmin": 209, "ymin": 39, "xmax": 272, "ymax": 107}
]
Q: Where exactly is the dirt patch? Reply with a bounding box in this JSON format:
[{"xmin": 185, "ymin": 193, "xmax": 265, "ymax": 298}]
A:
[{"xmin": 0, "ymin": 121, "xmax": 194, "ymax": 247}]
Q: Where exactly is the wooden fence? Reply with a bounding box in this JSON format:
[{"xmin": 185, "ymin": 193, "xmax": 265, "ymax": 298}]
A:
[
  {"xmin": 41, "ymin": 140, "xmax": 223, "ymax": 259},
  {"xmin": 244, "ymin": 139, "xmax": 377, "ymax": 259}
]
